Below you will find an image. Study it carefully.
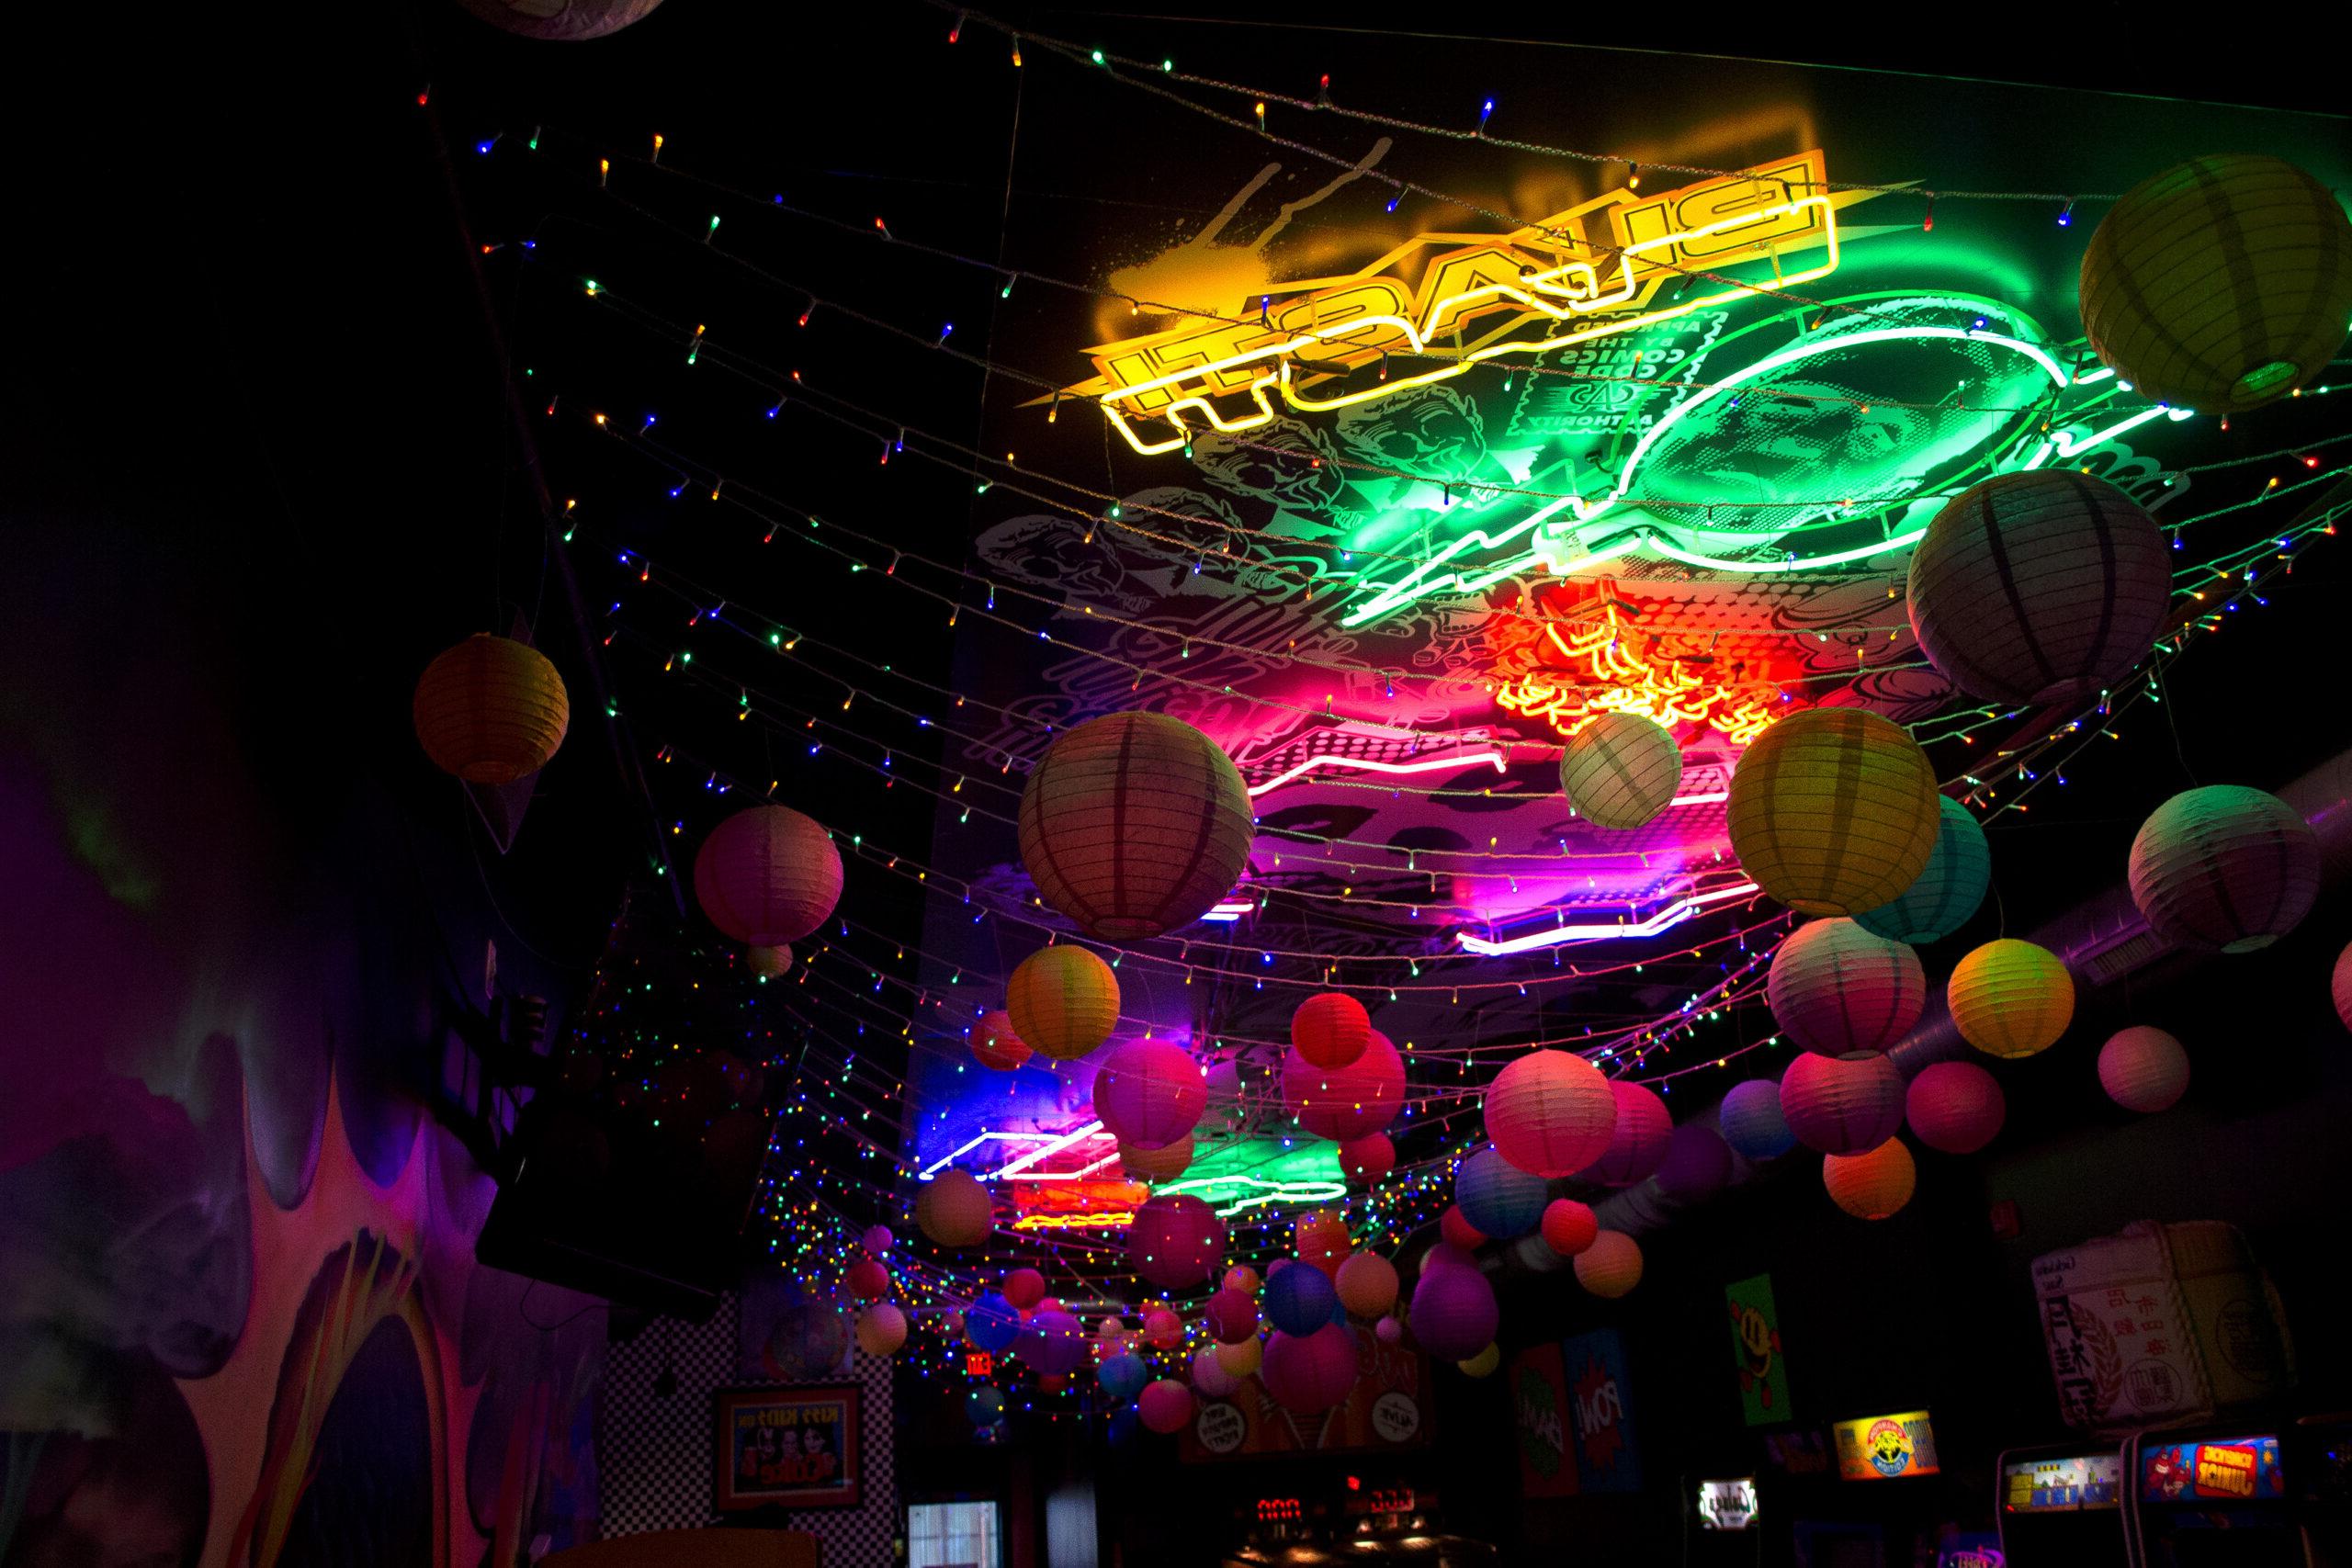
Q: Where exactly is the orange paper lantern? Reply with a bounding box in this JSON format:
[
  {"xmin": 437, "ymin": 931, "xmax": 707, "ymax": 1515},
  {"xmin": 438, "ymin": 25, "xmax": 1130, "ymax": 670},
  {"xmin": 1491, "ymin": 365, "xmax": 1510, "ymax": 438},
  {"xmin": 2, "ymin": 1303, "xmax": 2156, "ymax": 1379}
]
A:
[
  {"xmin": 1949, "ymin": 939, "xmax": 2075, "ymax": 1059},
  {"xmin": 694, "ymin": 806, "xmax": 843, "ymax": 946},
  {"xmin": 413, "ymin": 633, "xmax": 569, "ymax": 784},
  {"xmin": 1573, "ymin": 1231, "xmax": 1644, "ymax": 1298},
  {"xmin": 1823, "ymin": 1138, "xmax": 1917, "ymax": 1220}
]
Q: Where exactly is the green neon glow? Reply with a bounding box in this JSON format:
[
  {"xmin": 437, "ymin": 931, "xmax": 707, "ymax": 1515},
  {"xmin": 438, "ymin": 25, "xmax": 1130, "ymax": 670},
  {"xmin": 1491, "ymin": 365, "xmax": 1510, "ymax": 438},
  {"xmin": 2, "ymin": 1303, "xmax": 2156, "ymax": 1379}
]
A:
[{"xmin": 1159, "ymin": 1173, "xmax": 1351, "ymax": 1217}]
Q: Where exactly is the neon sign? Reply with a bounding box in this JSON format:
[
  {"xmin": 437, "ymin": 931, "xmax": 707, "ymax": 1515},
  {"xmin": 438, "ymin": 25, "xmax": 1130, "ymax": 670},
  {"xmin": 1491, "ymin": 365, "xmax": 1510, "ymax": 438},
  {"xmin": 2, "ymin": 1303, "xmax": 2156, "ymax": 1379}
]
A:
[
  {"xmin": 1072, "ymin": 152, "xmax": 1848, "ymax": 455},
  {"xmin": 1493, "ymin": 586, "xmax": 1793, "ymax": 745}
]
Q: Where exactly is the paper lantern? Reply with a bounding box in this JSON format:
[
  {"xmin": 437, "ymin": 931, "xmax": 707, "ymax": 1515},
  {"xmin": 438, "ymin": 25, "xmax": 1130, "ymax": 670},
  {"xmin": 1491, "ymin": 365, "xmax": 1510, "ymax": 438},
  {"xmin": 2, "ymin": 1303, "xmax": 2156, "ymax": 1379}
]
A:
[
  {"xmin": 847, "ymin": 1259, "xmax": 892, "ymax": 1302},
  {"xmin": 1128, "ymin": 1194, "xmax": 1226, "ymax": 1290},
  {"xmin": 1654, "ymin": 1123, "xmax": 1732, "ymax": 1200},
  {"xmin": 916, "ymin": 1169, "xmax": 993, "ymax": 1247},
  {"xmin": 1408, "ymin": 1266, "xmax": 1498, "ymax": 1361},
  {"xmin": 1458, "ymin": 1344, "xmax": 1501, "ymax": 1379},
  {"xmin": 1856, "ymin": 795, "xmax": 1991, "ymax": 945},
  {"xmin": 1779, "ymin": 1051, "xmax": 1905, "ymax": 1156},
  {"xmin": 2335, "ymin": 942, "xmax": 2352, "ymax": 1031},
  {"xmin": 1483, "ymin": 1047, "xmax": 1617, "ymax": 1178},
  {"xmin": 1018, "ymin": 1310, "xmax": 1087, "ymax": 1376},
  {"xmin": 1560, "ymin": 711, "xmax": 1684, "ymax": 829},
  {"xmin": 412, "ymin": 633, "xmax": 570, "ymax": 784},
  {"xmin": 1292, "ymin": 992, "xmax": 1371, "ymax": 1068},
  {"xmin": 1949, "ymin": 939, "xmax": 2075, "ymax": 1058},
  {"xmin": 1016, "ymin": 711, "xmax": 1253, "ymax": 940},
  {"xmin": 1335, "ymin": 1252, "xmax": 1399, "ymax": 1318},
  {"xmin": 1906, "ymin": 471, "xmax": 2170, "ymax": 707},
  {"xmin": 1099, "ymin": 1352, "xmax": 1148, "ymax": 1401},
  {"xmin": 748, "ymin": 943, "xmax": 794, "ymax": 979},
  {"xmin": 455, "ymin": 0, "xmax": 666, "ymax": 39},
  {"xmin": 1192, "ymin": 1348, "xmax": 1240, "ymax": 1398},
  {"xmin": 1283, "ymin": 1030, "xmax": 1406, "ymax": 1139},
  {"xmin": 967, "ymin": 1293, "xmax": 1020, "ymax": 1353},
  {"xmin": 1577, "ymin": 1080, "xmax": 1672, "ymax": 1187},
  {"xmin": 1718, "ymin": 1078, "xmax": 1796, "ymax": 1161},
  {"xmin": 1727, "ymin": 706, "xmax": 1939, "ymax": 917},
  {"xmin": 855, "ymin": 1303, "xmax": 908, "ymax": 1357},
  {"xmin": 971, "ymin": 1010, "xmax": 1031, "ymax": 1071},
  {"xmin": 1339, "ymin": 1134, "xmax": 1395, "ymax": 1184},
  {"xmin": 1453, "ymin": 1147, "xmax": 1547, "ymax": 1238},
  {"xmin": 1143, "ymin": 1308, "xmax": 1183, "ymax": 1350},
  {"xmin": 1003, "ymin": 1268, "xmax": 1046, "ymax": 1311},
  {"xmin": 1120, "ymin": 1134, "xmax": 1193, "ymax": 1183},
  {"xmin": 1905, "ymin": 1061, "xmax": 2007, "ymax": 1155},
  {"xmin": 1262, "ymin": 1323, "xmax": 1360, "ymax": 1414},
  {"xmin": 692, "ymin": 805, "xmax": 842, "ymax": 947},
  {"xmin": 2081, "ymin": 154, "xmax": 2352, "ymax": 413},
  {"xmin": 1139, "ymin": 1379, "xmax": 1196, "ymax": 1434},
  {"xmin": 1222, "ymin": 1266, "xmax": 1261, "ymax": 1296},
  {"xmin": 1092, "ymin": 1039, "xmax": 1206, "ymax": 1150},
  {"xmin": 764, "ymin": 1301, "xmax": 850, "ymax": 1381},
  {"xmin": 2100, "ymin": 1026, "xmax": 2191, "ymax": 1113},
  {"xmin": 1006, "ymin": 944, "xmax": 1122, "ymax": 1061},
  {"xmin": 1265, "ymin": 1258, "xmax": 1339, "ymax": 1336},
  {"xmin": 1214, "ymin": 1335, "xmax": 1262, "ymax": 1377},
  {"xmin": 1824, "ymin": 1138, "xmax": 1917, "ymax": 1221},
  {"xmin": 1296, "ymin": 1211, "xmax": 1352, "ymax": 1279},
  {"xmin": 1439, "ymin": 1207, "xmax": 1487, "ymax": 1253},
  {"xmin": 1422, "ymin": 1242, "xmax": 1477, "ymax": 1276},
  {"xmin": 1768, "ymin": 918, "xmax": 1927, "ymax": 1055},
  {"xmin": 1573, "ymin": 1231, "xmax": 1644, "ymax": 1298},
  {"xmin": 1204, "ymin": 1289, "xmax": 1258, "ymax": 1345},
  {"xmin": 1375, "ymin": 1316, "xmax": 1403, "ymax": 1345},
  {"xmin": 967, "ymin": 1386, "xmax": 1005, "ymax": 1427},
  {"xmin": 1541, "ymin": 1199, "xmax": 1599, "ymax": 1258},
  {"xmin": 2129, "ymin": 786, "xmax": 2320, "ymax": 953}
]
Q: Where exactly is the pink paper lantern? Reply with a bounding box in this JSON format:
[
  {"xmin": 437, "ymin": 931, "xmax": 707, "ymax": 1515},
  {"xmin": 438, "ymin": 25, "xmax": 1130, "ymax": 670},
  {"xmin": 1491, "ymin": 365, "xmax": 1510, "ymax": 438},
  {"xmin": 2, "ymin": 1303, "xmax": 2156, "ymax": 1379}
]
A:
[
  {"xmin": 1484, "ymin": 1048, "xmax": 1618, "ymax": 1178},
  {"xmin": 2099, "ymin": 1026, "xmax": 2191, "ymax": 1113},
  {"xmin": 1779, "ymin": 1050, "xmax": 1905, "ymax": 1156},
  {"xmin": 1203, "ymin": 1289, "xmax": 1259, "ymax": 1345},
  {"xmin": 1091, "ymin": 1039, "xmax": 1206, "ymax": 1151},
  {"xmin": 1339, "ymin": 1134, "xmax": 1395, "ymax": 1183},
  {"xmin": 1292, "ymin": 992, "xmax": 1372, "ymax": 1068},
  {"xmin": 861, "ymin": 1225, "xmax": 894, "ymax": 1257},
  {"xmin": 1003, "ymin": 1269, "xmax": 1046, "ymax": 1311},
  {"xmin": 1191, "ymin": 1347, "xmax": 1240, "ymax": 1398},
  {"xmin": 1138, "ymin": 1379, "xmax": 1197, "ymax": 1434},
  {"xmin": 1142, "ymin": 1307, "xmax": 1184, "ymax": 1349},
  {"xmin": 693, "ymin": 805, "xmax": 843, "ymax": 945},
  {"xmin": 1375, "ymin": 1316, "xmax": 1403, "ymax": 1345},
  {"xmin": 1768, "ymin": 918, "xmax": 1927, "ymax": 1055},
  {"xmin": 1261, "ymin": 1323, "xmax": 1360, "ymax": 1414},
  {"xmin": 1408, "ymin": 1261, "xmax": 1498, "ymax": 1360},
  {"xmin": 847, "ymin": 1259, "xmax": 892, "ymax": 1302},
  {"xmin": 1541, "ymin": 1199, "xmax": 1599, "ymax": 1258},
  {"xmin": 2335, "ymin": 942, "xmax": 2352, "ymax": 1031},
  {"xmin": 1129, "ymin": 1193, "xmax": 1226, "ymax": 1290},
  {"xmin": 1577, "ymin": 1080, "xmax": 1671, "ymax": 1186},
  {"xmin": 1905, "ymin": 1061, "xmax": 2007, "ymax": 1154},
  {"xmin": 1283, "ymin": 1031, "xmax": 1406, "ymax": 1140}
]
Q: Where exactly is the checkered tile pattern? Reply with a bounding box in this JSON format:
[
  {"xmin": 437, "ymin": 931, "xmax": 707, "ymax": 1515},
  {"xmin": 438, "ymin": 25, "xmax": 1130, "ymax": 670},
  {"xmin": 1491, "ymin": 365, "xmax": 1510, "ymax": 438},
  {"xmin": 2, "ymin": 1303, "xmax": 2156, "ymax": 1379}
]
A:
[{"xmin": 600, "ymin": 1292, "xmax": 899, "ymax": 1565}]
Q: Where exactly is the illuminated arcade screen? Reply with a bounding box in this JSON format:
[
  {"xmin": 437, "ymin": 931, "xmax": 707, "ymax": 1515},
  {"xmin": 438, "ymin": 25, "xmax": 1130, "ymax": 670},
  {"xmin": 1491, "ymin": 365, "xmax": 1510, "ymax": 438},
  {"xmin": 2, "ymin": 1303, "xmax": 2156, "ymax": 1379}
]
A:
[
  {"xmin": 2139, "ymin": 1437, "xmax": 2285, "ymax": 1504},
  {"xmin": 1833, "ymin": 1411, "xmax": 1941, "ymax": 1482},
  {"xmin": 1697, "ymin": 1478, "xmax": 1758, "ymax": 1530},
  {"xmin": 2004, "ymin": 1453, "xmax": 2123, "ymax": 1511}
]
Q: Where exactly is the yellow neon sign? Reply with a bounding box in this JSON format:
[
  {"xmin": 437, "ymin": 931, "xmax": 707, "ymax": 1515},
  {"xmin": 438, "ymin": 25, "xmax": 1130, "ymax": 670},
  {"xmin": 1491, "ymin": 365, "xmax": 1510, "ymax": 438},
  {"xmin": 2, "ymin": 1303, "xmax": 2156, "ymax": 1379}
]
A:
[
  {"xmin": 1069, "ymin": 152, "xmax": 1859, "ymax": 454},
  {"xmin": 1493, "ymin": 592, "xmax": 1793, "ymax": 746}
]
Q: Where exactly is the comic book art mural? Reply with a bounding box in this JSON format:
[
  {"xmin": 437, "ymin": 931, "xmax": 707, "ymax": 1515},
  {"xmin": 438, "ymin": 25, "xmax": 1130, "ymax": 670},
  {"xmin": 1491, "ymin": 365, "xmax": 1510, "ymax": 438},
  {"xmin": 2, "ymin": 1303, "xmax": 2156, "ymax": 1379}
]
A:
[
  {"xmin": 1510, "ymin": 1344, "xmax": 1577, "ymax": 1500},
  {"xmin": 1727, "ymin": 1273, "xmax": 1792, "ymax": 1426},
  {"xmin": 1560, "ymin": 1330, "xmax": 1641, "ymax": 1494}
]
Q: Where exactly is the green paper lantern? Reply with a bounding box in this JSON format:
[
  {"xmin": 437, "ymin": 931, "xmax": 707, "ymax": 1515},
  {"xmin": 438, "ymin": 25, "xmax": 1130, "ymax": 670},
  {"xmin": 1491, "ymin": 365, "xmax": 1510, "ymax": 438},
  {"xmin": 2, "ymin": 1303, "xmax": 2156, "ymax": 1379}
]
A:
[{"xmin": 1855, "ymin": 795, "xmax": 1992, "ymax": 945}]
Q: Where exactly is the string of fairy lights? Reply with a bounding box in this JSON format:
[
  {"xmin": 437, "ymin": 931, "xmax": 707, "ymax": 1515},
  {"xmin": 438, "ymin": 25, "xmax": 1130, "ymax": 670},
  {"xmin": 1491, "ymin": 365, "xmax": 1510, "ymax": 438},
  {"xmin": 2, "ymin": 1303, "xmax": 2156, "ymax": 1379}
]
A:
[{"xmin": 431, "ymin": 19, "xmax": 2352, "ymax": 1404}]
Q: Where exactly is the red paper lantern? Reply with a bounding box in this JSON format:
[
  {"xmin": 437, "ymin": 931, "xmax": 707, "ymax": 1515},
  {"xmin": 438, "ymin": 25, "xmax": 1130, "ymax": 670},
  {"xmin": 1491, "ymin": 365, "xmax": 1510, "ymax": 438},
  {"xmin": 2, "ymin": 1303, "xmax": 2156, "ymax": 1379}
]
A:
[
  {"xmin": 847, "ymin": 1258, "xmax": 892, "ymax": 1302},
  {"xmin": 1779, "ymin": 1051, "xmax": 1905, "ymax": 1156},
  {"xmin": 1541, "ymin": 1199, "xmax": 1599, "ymax": 1258},
  {"xmin": 1204, "ymin": 1289, "xmax": 1258, "ymax": 1345},
  {"xmin": 1768, "ymin": 918, "xmax": 1927, "ymax": 1055},
  {"xmin": 1017, "ymin": 711, "xmax": 1253, "ymax": 940},
  {"xmin": 1283, "ymin": 1030, "xmax": 1405, "ymax": 1139},
  {"xmin": 1091, "ymin": 1039, "xmax": 1206, "ymax": 1150},
  {"xmin": 1483, "ymin": 1047, "xmax": 1618, "ymax": 1178},
  {"xmin": 1291, "ymin": 991, "xmax": 1371, "ymax": 1068},
  {"xmin": 1138, "ymin": 1378, "xmax": 1196, "ymax": 1434},
  {"xmin": 1408, "ymin": 1264, "xmax": 1497, "ymax": 1360},
  {"xmin": 1905, "ymin": 1061, "xmax": 2007, "ymax": 1154},
  {"xmin": 1262, "ymin": 1323, "xmax": 1360, "ymax": 1414},
  {"xmin": 1823, "ymin": 1138, "xmax": 1917, "ymax": 1220},
  {"xmin": 412, "ymin": 633, "xmax": 570, "ymax": 784},
  {"xmin": 1296, "ymin": 1210, "xmax": 1352, "ymax": 1280},
  {"xmin": 694, "ymin": 805, "xmax": 843, "ymax": 946},
  {"xmin": 1577, "ymin": 1080, "xmax": 1671, "ymax": 1187},
  {"xmin": 1003, "ymin": 1269, "xmax": 1046, "ymax": 1311},
  {"xmin": 1439, "ymin": 1205, "xmax": 1487, "ymax": 1252},
  {"xmin": 1129, "ymin": 1193, "xmax": 1226, "ymax": 1290},
  {"xmin": 1338, "ymin": 1134, "xmax": 1395, "ymax": 1183},
  {"xmin": 971, "ymin": 1010, "xmax": 1031, "ymax": 1071}
]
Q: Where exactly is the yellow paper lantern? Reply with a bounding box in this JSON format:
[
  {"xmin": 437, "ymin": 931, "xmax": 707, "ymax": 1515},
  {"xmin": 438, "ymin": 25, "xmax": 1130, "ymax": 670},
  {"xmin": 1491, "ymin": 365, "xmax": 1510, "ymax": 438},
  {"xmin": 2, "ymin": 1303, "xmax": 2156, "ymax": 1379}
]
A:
[
  {"xmin": 1120, "ymin": 1134, "xmax": 1194, "ymax": 1183},
  {"xmin": 1560, "ymin": 712, "xmax": 1684, "ymax": 829},
  {"xmin": 2080, "ymin": 155, "xmax": 2352, "ymax": 413},
  {"xmin": 413, "ymin": 633, "xmax": 569, "ymax": 784},
  {"xmin": 1457, "ymin": 1343, "xmax": 1501, "ymax": 1378},
  {"xmin": 1214, "ymin": 1334, "xmax": 1262, "ymax": 1377},
  {"xmin": 1824, "ymin": 1138, "xmax": 1916, "ymax": 1221},
  {"xmin": 1572, "ymin": 1230, "xmax": 1644, "ymax": 1299},
  {"xmin": 1006, "ymin": 944, "xmax": 1121, "ymax": 1061},
  {"xmin": 747, "ymin": 944, "xmax": 793, "ymax": 979},
  {"xmin": 1949, "ymin": 939, "xmax": 2075, "ymax": 1059},
  {"xmin": 1726, "ymin": 707, "xmax": 1939, "ymax": 917}
]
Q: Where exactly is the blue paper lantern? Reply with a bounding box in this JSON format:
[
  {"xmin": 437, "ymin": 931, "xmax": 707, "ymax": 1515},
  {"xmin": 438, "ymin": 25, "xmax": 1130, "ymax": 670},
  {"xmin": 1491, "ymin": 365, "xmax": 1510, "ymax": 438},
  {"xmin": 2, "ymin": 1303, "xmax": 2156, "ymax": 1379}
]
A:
[
  {"xmin": 1453, "ymin": 1146, "xmax": 1547, "ymax": 1237},
  {"xmin": 1098, "ymin": 1351, "xmax": 1148, "ymax": 1402},
  {"xmin": 1718, "ymin": 1078, "xmax": 1795, "ymax": 1161},
  {"xmin": 967, "ymin": 1292, "xmax": 1021, "ymax": 1353},
  {"xmin": 1264, "ymin": 1258, "xmax": 1339, "ymax": 1336},
  {"xmin": 1854, "ymin": 795, "xmax": 1991, "ymax": 945}
]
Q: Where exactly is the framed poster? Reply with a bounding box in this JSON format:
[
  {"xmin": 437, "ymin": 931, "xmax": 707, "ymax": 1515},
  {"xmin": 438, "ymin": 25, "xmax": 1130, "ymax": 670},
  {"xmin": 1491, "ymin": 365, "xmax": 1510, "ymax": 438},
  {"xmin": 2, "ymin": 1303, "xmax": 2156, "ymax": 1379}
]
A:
[
  {"xmin": 1560, "ymin": 1328, "xmax": 1640, "ymax": 1494},
  {"xmin": 715, "ymin": 1384, "xmax": 863, "ymax": 1512},
  {"xmin": 1726, "ymin": 1273, "xmax": 1791, "ymax": 1426},
  {"xmin": 1510, "ymin": 1343, "xmax": 1577, "ymax": 1499}
]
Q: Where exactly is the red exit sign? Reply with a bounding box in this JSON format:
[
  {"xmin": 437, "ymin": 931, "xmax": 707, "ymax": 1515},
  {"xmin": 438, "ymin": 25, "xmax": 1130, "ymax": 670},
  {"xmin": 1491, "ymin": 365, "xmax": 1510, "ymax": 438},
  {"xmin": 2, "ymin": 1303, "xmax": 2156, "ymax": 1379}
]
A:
[
  {"xmin": 1254, "ymin": 1498, "xmax": 1303, "ymax": 1522},
  {"xmin": 966, "ymin": 1352, "xmax": 994, "ymax": 1378}
]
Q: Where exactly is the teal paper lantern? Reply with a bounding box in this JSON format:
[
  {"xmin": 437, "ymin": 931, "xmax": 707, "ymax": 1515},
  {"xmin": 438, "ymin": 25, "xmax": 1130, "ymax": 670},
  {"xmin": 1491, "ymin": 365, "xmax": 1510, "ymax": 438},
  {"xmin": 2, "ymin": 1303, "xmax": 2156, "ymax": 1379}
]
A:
[{"xmin": 1855, "ymin": 795, "xmax": 1991, "ymax": 945}]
